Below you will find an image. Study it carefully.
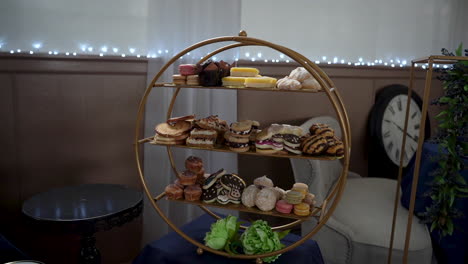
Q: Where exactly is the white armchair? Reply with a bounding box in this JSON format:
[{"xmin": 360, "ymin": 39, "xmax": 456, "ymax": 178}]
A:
[{"xmin": 290, "ymin": 116, "xmax": 433, "ymax": 264}]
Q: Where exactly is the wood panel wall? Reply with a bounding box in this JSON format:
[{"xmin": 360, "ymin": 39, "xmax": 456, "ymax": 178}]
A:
[
  {"xmin": 0, "ymin": 54, "xmax": 148, "ymax": 263},
  {"xmin": 237, "ymin": 61, "xmax": 443, "ymax": 189}
]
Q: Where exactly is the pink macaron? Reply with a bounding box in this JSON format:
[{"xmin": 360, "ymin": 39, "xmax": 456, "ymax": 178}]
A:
[
  {"xmin": 275, "ymin": 199, "xmax": 293, "ymax": 214},
  {"xmin": 178, "ymin": 64, "xmax": 200, "ymax": 76}
]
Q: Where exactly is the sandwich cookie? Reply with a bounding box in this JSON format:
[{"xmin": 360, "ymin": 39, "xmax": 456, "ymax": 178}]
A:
[
  {"xmin": 255, "ymin": 130, "xmax": 283, "ymax": 154},
  {"xmin": 172, "ymin": 74, "xmax": 186, "ymax": 85},
  {"xmin": 202, "ymin": 181, "xmax": 224, "ymax": 203},
  {"xmin": 155, "ymin": 121, "xmax": 192, "ymax": 137},
  {"xmin": 186, "ymin": 75, "xmax": 200, "ymax": 86},
  {"xmin": 230, "ymin": 120, "xmax": 253, "ymax": 138},
  {"xmin": 227, "ymin": 132, "xmax": 250, "ymax": 152},
  {"xmin": 167, "ymin": 115, "xmax": 195, "ymax": 126},
  {"xmin": 285, "ymin": 190, "xmax": 304, "ymax": 205},
  {"xmin": 283, "ymin": 134, "xmax": 302, "ymax": 155}
]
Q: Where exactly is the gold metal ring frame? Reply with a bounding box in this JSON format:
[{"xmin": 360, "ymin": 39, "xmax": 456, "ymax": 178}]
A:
[{"xmin": 134, "ymin": 31, "xmax": 351, "ymax": 261}]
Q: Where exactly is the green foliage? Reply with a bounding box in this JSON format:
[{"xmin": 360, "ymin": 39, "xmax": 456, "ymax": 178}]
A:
[{"xmin": 421, "ymin": 44, "xmax": 468, "ymax": 237}]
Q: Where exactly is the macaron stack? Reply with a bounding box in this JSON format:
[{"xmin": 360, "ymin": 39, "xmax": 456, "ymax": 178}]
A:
[
  {"xmin": 226, "ymin": 120, "xmax": 255, "ymax": 152},
  {"xmin": 173, "ymin": 64, "xmax": 201, "ymax": 85},
  {"xmin": 275, "ymin": 182, "xmax": 316, "ymax": 216}
]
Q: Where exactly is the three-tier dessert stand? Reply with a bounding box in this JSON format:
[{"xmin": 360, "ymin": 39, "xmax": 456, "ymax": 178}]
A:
[{"xmin": 134, "ymin": 31, "xmax": 351, "ymax": 263}]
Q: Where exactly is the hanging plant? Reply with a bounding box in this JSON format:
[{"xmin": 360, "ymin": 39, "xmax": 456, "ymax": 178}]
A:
[{"xmin": 420, "ymin": 44, "xmax": 468, "ymax": 237}]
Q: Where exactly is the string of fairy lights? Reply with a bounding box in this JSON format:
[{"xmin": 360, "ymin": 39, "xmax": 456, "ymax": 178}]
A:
[{"xmin": 0, "ymin": 42, "xmax": 448, "ymax": 69}]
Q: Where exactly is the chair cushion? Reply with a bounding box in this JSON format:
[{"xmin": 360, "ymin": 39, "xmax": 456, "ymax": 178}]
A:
[{"xmin": 333, "ymin": 178, "xmax": 431, "ymax": 251}]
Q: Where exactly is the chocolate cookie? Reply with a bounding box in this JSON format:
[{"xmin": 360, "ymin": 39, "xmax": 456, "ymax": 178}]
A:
[
  {"xmin": 217, "ymin": 188, "xmax": 230, "ymax": 204},
  {"xmin": 283, "ymin": 134, "xmax": 301, "ymax": 147},
  {"xmin": 301, "ymin": 135, "xmax": 328, "ymax": 155},
  {"xmin": 202, "ymin": 181, "xmax": 224, "ymax": 203},
  {"xmin": 203, "ymin": 169, "xmax": 226, "ymax": 190},
  {"xmin": 220, "ymin": 174, "xmax": 246, "ymax": 192},
  {"xmin": 326, "ymin": 136, "xmax": 344, "ymax": 156},
  {"xmin": 309, "ymin": 123, "xmax": 334, "ymax": 138}
]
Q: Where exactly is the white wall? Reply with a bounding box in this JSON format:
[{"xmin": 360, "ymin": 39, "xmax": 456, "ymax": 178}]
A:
[
  {"xmin": 0, "ymin": 0, "xmax": 149, "ymax": 55},
  {"xmin": 1, "ymin": 0, "xmax": 466, "ymax": 60},
  {"xmin": 240, "ymin": 0, "xmax": 468, "ymax": 62}
]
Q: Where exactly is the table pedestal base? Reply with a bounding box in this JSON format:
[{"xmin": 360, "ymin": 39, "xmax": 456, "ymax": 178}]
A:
[{"xmin": 79, "ymin": 234, "xmax": 101, "ymax": 264}]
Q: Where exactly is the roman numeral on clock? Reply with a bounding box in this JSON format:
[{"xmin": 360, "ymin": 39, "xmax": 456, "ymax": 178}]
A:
[
  {"xmin": 411, "ymin": 112, "xmax": 417, "ymax": 119},
  {"xmin": 388, "ymin": 106, "xmax": 395, "ymax": 115},
  {"xmin": 397, "ymin": 99, "xmax": 402, "ymax": 111},
  {"xmin": 395, "ymin": 149, "xmax": 400, "ymax": 161},
  {"xmin": 387, "ymin": 141, "xmax": 394, "ymax": 152},
  {"xmin": 383, "ymin": 131, "xmax": 390, "ymax": 138},
  {"xmin": 414, "ymin": 124, "xmax": 420, "ymax": 130}
]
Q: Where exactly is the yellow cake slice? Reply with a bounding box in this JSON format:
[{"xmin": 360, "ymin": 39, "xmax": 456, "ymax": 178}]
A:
[
  {"xmin": 222, "ymin": 76, "xmax": 246, "ymax": 87},
  {"xmin": 244, "ymin": 77, "xmax": 277, "ymax": 88},
  {"xmin": 230, "ymin": 67, "xmax": 260, "ymax": 77}
]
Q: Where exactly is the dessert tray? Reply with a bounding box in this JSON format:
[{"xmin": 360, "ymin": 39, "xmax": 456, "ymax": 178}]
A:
[{"xmin": 134, "ymin": 31, "xmax": 351, "ymax": 263}]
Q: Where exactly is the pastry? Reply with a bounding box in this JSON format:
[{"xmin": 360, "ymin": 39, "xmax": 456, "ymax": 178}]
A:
[
  {"xmin": 251, "ymin": 120, "xmax": 260, "ymax": 130},
  {"xmin": 167, "ymin": 115, "xmax": 195, "ymax": 126},
  {"xmin": 273, "ymin": 187, "xmax": 286, "ymax": 200},
  {"xmin": 289, "ymin": 67, "xmax": 312, "ymax": 82},
  {"xmin": 178, "ymin": 64, "xmax": 200, "ymax": 76},
  {"xmin": 244, "ymin": 77, "xmax": 277, "ymax": 88},
  {"xmin": 179, "ymin": 170, "xmax": 197, "ymax": 186},
  {"xmin": 172, "ymin": 74, "xmax": 186, "ymax": 85},
  {"xmin": 220, "ymin": 174, "xmax": 246, "ymax": 193},
  {"xmin": 275, "ymin": 199, "xmax": 293, "ymax": 214},
  {"xmin": 186, "ymin": 127, "xmax": 217, "ymax": 148},
  {"xmin": 190, "ymin": 128, "xmax": 218, "ymax": 139},
  {"xmin": 202, "ymin": 181, "xmax": 223, "ymax": 203},
  {"xmin": 174, "ymin": 178, "xmax": 184, "ymax": 189},
  {"xmin": 230, "ymin": 67, "xmax": 259, "ymax": 77},
  {"xmin": 285, "ymin": 190, "xmax": 304, "ymax": 204},
  {"xmin": 155, "ymin": 121, "xmax": 192, "ymax": 137},
  {"xmin": 292, "ymin": 182, "xmax": 308, "ymax": 196},
  {"xmin": 152, "ymin": 134, "xmax": 187, "ymax": 145},
  {"xmin": 326, "ymin": 136, "xmax": 345, "ymax": 156},
  {"xmin": 199, "ymin": 61, "xmax": 220, "ymax": 86},
  {"xmin": 184, "ymin": 185, "xmax": 202, "ymax": 201},
  {"xmin": 186, "ymin": 75, "xmax": 200, "ymax": 86},
  {"xmin": 222, "ymin": 76, "xmax": 246, "ymax": 88},
  {"xmin": 185, "ymin": 156, "xmax": 203, "ymax": 173},
  {"xmin": 255, "ymin": 187, "xmax": 277, "ymax": 211},
  {"xmin": 165, "ymin": 184, "xmax": 183, "ymax": 200},
  {"xmin": 195, "ymin": 115, "xmax": 228, "ymax": 133},
  {"xmin": 253, "ymin": 175, "xmax": 274, "ymax": 188},
  {"xmin": 302, "ymin": 77, "xmax": 321, "ymax": 90},
  {"xmin": 301, "ymin": 135, "xmax": 329, "ymax": 155},
  {"xmin": 283, "ymin": 134, "xmax": 302, "ymax": 154},
  {"xmin": 241, "ymin": 185, "xmax": 260, "ymax": 207},
  {"xmin": 309, "ymin": 123, "xmax": 334, "ymax": 138},
  {"xmin": 276, "ymin": 76, "xmax": 302, "ymax": 90},
  {"xmin": 255, "ymin": 130, "xmax": 283, "ymax": 154},
  {"xmin": 303, "ymin": 193, "xmax": 316, "ymax": 206},
  {"xmin": 218, "ymin": 60, "xmax": 232, "ymax": 78},
  {"xmin": 203, "ymin": 169, "xmax": 225, "ymax": 189},
  {"xmin": 282, "ymin": 125, "xmax": 304, "ymax": 137},
  {"xmin": 217, "ymin": 188, "xmax": 231, "ymax": 204},
  {"xmin": 230, "ymin": 120, "xmax": 253, "ymax": 138},
  {"xmin": 293, "ymin": 203, "xmax": 310, "ymax": 216}
]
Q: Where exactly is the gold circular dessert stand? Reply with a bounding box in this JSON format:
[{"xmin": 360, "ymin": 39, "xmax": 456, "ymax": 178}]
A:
[{"xmin": 134, "ymin": 31, "xmax": 351, "ymax": 262}]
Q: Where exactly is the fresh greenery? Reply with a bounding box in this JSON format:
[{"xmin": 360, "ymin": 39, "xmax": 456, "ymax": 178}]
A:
[
  {"xmin": 204, "ymin": 216, "xmax": 289, "ymax": 262},
  {"xmin": 420, "ymin": 44, "xmax": 468, "ymax": 237}
]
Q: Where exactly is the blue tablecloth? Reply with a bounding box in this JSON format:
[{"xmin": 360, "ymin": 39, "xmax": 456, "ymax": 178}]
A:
[
  {"xmin": 133, "ymin": 214, "xmax": 324, "ymax": 264},
  {"xmin": 401, "ymin": 142, "xmax": 468, "ymax": 264}
]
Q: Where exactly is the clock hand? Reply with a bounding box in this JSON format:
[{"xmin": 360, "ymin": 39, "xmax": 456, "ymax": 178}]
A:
[{"xmin": 391, "ymin": 121, "xmax": 418, "ymax": 142}]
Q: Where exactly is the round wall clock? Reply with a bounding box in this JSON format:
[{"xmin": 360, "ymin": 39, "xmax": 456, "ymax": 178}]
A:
[{"xmin": 368, "ymin": 84, "xmax": 430, "ymax": 179}]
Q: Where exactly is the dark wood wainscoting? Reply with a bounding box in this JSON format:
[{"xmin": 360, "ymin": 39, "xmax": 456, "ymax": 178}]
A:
[{"xmin": 0, "ymin": 54, "xmax": 148, "ymax": 263}]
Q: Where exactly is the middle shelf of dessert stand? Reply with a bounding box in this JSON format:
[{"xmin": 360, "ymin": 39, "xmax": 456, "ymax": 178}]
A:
[
  {"xmin": 138, "ymin": 137, "xmax": 344, "ymax": 161},
  {"xmin": 153, "ymin": 192, "xmax": 322, "ymax": 221}
]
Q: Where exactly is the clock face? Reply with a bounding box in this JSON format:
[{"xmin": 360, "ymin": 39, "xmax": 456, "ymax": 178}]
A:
[{"xmin": 381, "ymin": 94, "xmax": 422, "ymax": 167}]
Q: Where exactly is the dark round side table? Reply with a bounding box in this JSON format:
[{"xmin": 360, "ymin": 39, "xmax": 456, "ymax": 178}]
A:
[{"xmin": 22, "ymin": 184, "xmax": 143, "ymax": 264}]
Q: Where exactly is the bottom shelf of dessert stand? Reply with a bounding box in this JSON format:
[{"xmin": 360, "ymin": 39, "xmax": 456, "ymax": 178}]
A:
[{"xmin": 155, "ymin": 193, "xmax": 321, "ymax": 221}]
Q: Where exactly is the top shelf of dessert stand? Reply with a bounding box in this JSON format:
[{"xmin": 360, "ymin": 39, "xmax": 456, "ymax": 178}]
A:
[
  {"xmin": 138, "ymin": 136, "xmax": 343, "ymax": 161},
  {"xmin": 153, "ymin": 83, "xmax": 327, "ymax": 93}
]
